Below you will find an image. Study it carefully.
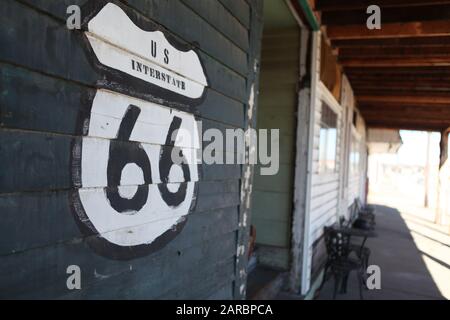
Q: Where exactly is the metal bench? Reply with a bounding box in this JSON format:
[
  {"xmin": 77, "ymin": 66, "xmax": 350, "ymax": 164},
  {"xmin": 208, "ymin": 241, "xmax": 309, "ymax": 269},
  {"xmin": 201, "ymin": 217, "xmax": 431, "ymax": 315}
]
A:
[{"xmin": 318, "ymin": 225, "xmax": 367, "ymax": 299}]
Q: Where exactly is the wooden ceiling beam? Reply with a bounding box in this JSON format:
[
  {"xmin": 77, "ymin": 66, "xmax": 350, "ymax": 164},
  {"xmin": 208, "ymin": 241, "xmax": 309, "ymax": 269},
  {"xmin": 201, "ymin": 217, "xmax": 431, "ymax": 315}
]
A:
[
  {"xmin": 348, "ymin": 74, "xmax": 450, "ymax": 81},
  {"xmin": 347, "ymin": 72, "xmax": 450, "ymax": 80},
  {"xmin": 357, "ymin": 94, "xmax": 450, "ymax": 106},
  {"xmin": 352, "ymin": 85, "xmax": 450, "ymax": 93},
  {"xmin": 359, "ymin": 101, "xmax": 449, "ymax": 107},
  {"xmin": 316, "ymin": 0, "xmax": 450, "ymax": 11},
  {"xmin": 366, "ymin": 117, "xmax": 448, "ymax": 123},
  {"xmin": 345, "ymin": 66, "xmax": 450, "ymax": 75},
  {"xmin": 349, "ymin": 80, "xmax": 450, "ymax": 88},
  {"xmin": 357, "ymin": 90, "xmax": 450, "ymax": 96},
  {"xmin": 318, "ymin": 2, "xmax": 450, "ymax": 132},
  {"xmin": 359, "ymin": 104, "xmax": 450, "ymax": 112},
  {"xmin": 364, "ymin": 117, "xmax": 450, "ymax": 123},
  {"xmin": 366, "ymin": 120, "xmax": 447, "ymax": 131},
  {"xmin": 350, "ymin": 78, "xmax": 450, "ymax": 84},
  {"xmin": 332, "ymin": 36, "xmax": 450, "ymax": 48},
  {"xmin": 339, "ymin": 46, "xmax": 450, "ymax": 58},
  {"xmin": 351, "ymin": 78, "xmax": 450, "ymax": 85},
  {"xmin": 361, "ymin": 110, "xmax": 450, "ymax": 121},
  {"xmin": 322, "ymin": 5, "xmax": 450, "ymax": 26},
  {"xmin": 340, "ymin": 57, "xmax": 450, "ymax": 67},
  {"xmin": 364, "ymin": 115, "xmax": 450, "ymax": 125},
  {"xmin": 327, "ymin": 21, "xmax": 450, "ymax": 40},
  {"xmin": 364, "ymin": 120, "xmax": 450, "ymax": 131}
]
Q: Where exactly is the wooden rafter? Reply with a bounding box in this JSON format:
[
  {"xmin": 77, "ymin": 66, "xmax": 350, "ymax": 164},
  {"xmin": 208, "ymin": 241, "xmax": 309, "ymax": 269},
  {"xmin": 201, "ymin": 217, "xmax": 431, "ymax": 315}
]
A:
[
  {"xmin": 352, "ymin": 84, "xmax": 450, "ymax": 93},
  {"xmin": 340, "ymin": 57, "xmax": 450, "ymax": 67},
  {"xmin": 361, "ymin": 108, "xmax": 450, "ymax": 121},
  {"xmin": 312, "ymin": 1, "xmax": 450, "ymax": 130},
  {"xmin": 327, "ymin": 21, "xmax": 450, "ymax": 40},
  {"xmin": 316, "ymin": 0, "xmax": 450, "ymax": 11},
  {"xmin": 339, "ymin": 46, "xmax": 450, "ymax": 57},
  {"xmin": 345, "ymin": 66, "xmax": 450, "ymax": 75},
  {"xmin": 348, "ymin": 75, "xmax": 450, "ymax": 83},
  {"xmin": 359, "ymin": 104, "xmax": 450, "ymax": 113},
  {"xmin": 357, "ymin": 94, "xmax": 450, "ymax": 106},
  {"xmin": 322, "ymin": 4, "xmax": 450, "ymax": 26},
  {"xmin": 366, "ymin": 120, "xmax": 448, "ymax": 131},
  {"xmin": 332, "ymin": 36, "xmax": 450, "ymax": 48}
]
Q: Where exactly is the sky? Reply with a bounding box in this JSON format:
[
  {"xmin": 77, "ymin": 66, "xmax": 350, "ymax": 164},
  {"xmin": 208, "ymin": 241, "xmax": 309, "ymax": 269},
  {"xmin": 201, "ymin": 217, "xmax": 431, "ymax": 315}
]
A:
[
  {"xmin": 397, "ymin": 130, "xmax": 441, "ymax": 167},
  {"xmin": 372, "ymin": 130, "xmax": 442, "ymax": 167}
]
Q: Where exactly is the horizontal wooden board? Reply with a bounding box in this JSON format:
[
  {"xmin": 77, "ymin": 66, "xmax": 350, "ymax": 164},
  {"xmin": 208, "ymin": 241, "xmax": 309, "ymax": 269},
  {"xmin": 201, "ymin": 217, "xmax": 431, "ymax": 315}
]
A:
[
  {"xmin": 124, "ymin": 0, "xmax": 248, "ymax": 72},
  {"xmin": 0, "ymin": 0, "xmax": 246, "ymax": 103},
  {"xmin": 0, "ymin": 182, "xmax": 239, "ymax": 256},
  {"xmin": 252, "ymin": 218, "xmax": 291, "ymax": 248},
  {"xmin": 218, "ymin": 0, "xmax": 250, "ymax": 28},
  {"xmin": 257, "ymin": 245, "xmax": 290, "ymax": 270},
  {"xmin": 311, "ymin": 199, "xmax": 338, "ymax": 225},
  {"xmin": 158, "ymin": 258, "xmax": 235, "ymax": 299},
  {"xmin": 0, "ymin": 123, "xmax": 242, "ymax": 193},
  {"xmin": 181, "ymin": 0, "xmax": 249, "ymax": 51},
  {"xmin": 310, "ymin": 211, "xmax": 337, "ymax": 243},
  {"xmin": 253, "ymin": 164, "xmax": 295, "ymax": 193},
  {"xmin": 0, "ymin": 63, "xmax": 245, "ymax": 132},
  {"xmin": 0, "ymin": 229, "xmax": 237, "ymax": 299},
  {"xmin": 257, "ymin": 114, "xmax": 297, "ymax": 137},
  {"xmin": 206, "ymin": 282, "xmax": 233, "ymax": 300},
  {"xmin": 258, "ymin": 90, "xmax": 298, "ymax": 114},
  {"xmin": 251, "ymin": 190, "xmax": 293, "ymax": 223},
  {"xmin": 311, "ymin": 180, "xmax": 339, "ymax": 198},
  {"xmin": 66, "ymin": 257, "xmax": 236, "ymax": 299},
  {"xmin": 21, "ymin": 0, "xmax": 248, "ymax": 75},
  {"xmin": 311, "ymin": 173, "xmax": 340, "ymax": 186}
]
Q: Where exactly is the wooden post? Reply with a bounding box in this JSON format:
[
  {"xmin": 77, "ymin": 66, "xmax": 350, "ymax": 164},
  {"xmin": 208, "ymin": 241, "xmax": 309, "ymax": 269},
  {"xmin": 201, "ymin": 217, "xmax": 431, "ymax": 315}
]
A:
[
  {"xmin": 233, "ymin": 0, "xmax": 264, "ymax": 300},
  {"xmin": 424, "ymin": 132, "xmax": 431, "ymax": 208},
  {"xmin": 436, "ymin": 128, "xmax": 449, "ymax": 225},
  {"xmin": 300, "ymin": 30, "xmax": 321, "ymax": 296},
  {"xmin": 290, "ymin": 27, "xmax": 312, "ymax": 294},
  {"xmin": 439, "ymin": 129, "xmax": 449, "ymax": 169}
]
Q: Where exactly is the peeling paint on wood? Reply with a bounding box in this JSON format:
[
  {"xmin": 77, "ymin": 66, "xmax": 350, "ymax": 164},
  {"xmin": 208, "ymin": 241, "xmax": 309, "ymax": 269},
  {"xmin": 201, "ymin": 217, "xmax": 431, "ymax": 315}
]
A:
[{"xmin": 0, "ymin": 0, "xmax": 264, "ymax": 299}]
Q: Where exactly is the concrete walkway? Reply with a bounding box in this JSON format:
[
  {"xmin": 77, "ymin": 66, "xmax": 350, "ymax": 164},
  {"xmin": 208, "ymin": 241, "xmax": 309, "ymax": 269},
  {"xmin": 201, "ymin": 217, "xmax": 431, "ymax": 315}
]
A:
[{"xmin": 316, "ymin": 204, "xmax": 450, "ymax": 300}]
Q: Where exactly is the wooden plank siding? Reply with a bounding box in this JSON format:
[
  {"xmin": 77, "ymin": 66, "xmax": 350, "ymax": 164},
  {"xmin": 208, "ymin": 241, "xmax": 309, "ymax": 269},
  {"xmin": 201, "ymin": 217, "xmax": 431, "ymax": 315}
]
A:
[
  {"xmin": 0, "ymin": 0, "xmax": 264, "ymax": 299},
  {"xmin": 303, "ymin": 32, "xmax": 368, "ymax": 291},
  {"xmin": 341, "ymin": 76, "xmax": 368, "ymax": 210},
  {"xmin": 251, "ymin": 28, "xmax": 299, "ymax": 271},
  {"xmin": 308, "ymin": 83, "xmax": 342, "ymax": 248}
]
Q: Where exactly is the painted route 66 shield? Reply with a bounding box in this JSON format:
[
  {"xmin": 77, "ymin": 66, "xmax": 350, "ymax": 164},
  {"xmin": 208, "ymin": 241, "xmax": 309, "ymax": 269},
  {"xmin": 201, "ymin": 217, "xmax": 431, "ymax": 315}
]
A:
[{"xmin": 70, "ymin": 2, "xmax": 207, "ymax": 259}]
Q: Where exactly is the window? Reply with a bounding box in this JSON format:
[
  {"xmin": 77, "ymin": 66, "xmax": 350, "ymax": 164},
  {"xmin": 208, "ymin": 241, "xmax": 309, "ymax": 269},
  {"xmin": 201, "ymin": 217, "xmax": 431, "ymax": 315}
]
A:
[
  {"xmin": 318, "ymin": 103, "xmax": 338, "ymax": 174},
  {"xmin": 352, "ymin": 110, "xmax": 358, "ymax": 127},
  {"xmin": 350, "ymin": 133, "xmax": 360, "ymax": 175}
]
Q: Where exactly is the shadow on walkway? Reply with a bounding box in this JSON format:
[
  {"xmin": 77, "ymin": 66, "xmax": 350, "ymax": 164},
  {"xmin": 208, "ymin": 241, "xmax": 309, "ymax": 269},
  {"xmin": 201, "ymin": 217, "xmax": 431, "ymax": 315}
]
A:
[{"xmin": 316, "ymin": 205, "xmax": 448, "ymax": 300}]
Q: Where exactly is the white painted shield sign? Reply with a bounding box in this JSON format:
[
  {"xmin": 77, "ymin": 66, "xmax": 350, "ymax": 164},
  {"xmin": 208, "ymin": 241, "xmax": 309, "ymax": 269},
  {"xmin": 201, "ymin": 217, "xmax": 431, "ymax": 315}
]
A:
[
  {"xmin": 86, "ymin": 2, "xmax": 207, "ymax": 99},
  {"xmin": 71, "ymin": 2, "xmax": 206, "ymax": 259}
]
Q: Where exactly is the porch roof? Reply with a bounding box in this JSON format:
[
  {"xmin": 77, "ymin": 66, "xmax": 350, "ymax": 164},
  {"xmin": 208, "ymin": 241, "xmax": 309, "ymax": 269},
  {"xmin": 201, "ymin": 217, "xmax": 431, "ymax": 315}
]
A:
[{"xmin": 305, "ymin": 0, "xmax": 450, "ymax": 132}]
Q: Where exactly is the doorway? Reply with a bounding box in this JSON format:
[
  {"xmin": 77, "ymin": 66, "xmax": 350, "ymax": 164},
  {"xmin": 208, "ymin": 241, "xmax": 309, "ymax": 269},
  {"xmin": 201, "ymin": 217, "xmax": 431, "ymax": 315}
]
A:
[{"xmin": 247, "ymin": 0, "xmax": 301, "ymax": 298}]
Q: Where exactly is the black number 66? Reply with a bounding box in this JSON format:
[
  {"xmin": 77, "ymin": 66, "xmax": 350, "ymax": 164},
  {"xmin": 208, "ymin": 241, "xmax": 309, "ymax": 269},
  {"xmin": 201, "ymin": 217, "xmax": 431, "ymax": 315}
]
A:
[{"xmin": 106, "ymin": 105, "xmax": 191, "ymax": 213}]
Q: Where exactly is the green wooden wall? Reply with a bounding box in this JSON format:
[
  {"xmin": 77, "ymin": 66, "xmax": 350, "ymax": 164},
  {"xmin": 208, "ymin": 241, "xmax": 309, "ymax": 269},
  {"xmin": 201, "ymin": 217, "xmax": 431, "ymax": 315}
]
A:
[
  {"xmin": 0, "ymin": 0, "xmax": 263, "ymax": 299},
  {"xmin": 251, "ymin": 27, "xmax": 299, "ymax": 270}
]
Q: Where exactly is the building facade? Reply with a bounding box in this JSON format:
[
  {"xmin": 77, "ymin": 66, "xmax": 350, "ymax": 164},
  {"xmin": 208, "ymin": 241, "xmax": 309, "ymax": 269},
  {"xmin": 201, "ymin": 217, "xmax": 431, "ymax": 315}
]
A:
[{"xmin": 0, "ymin": 0, "xmax": 369, "ymax": 299}]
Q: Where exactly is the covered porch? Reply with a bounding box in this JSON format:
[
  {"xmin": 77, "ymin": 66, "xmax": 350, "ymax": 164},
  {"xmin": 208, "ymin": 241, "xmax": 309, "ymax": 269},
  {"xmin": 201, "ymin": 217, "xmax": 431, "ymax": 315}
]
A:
[
  {"xmin": 315, "ymin": 203, "xmax": 450, "ymax": 299},
  {"xmin": 248, "ymin": 0, "xmax": 450, "ymax": 300},
  {"xmin": 305, "ymin": 0, "xmax": 450, "ymax": 300}
]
